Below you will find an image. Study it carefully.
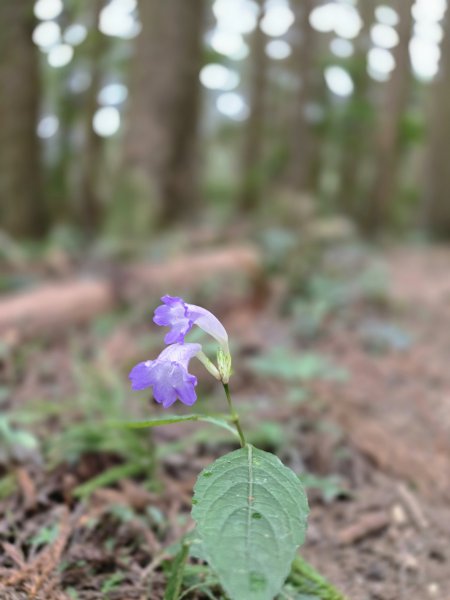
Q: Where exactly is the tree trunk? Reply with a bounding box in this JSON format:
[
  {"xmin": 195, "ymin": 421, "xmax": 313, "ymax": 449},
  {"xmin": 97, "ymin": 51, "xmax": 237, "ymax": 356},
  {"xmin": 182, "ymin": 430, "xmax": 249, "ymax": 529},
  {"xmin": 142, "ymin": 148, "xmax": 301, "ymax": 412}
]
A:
[
  {"xmin": 238, "ymin": 0, "xmax": 268, "ymax": 212},
  {"xmin": 79, "ymin": 0, "xmax": 108, "ymax": 235},
  {"xmin": 284, "ymin": 0, "xmax": 318, "ymax": 192},
  {"xmin": 0, "ymin": 1, "xmax": 46, "ymax": 238},
  {"xmin": 423, "ymin": 4, "xmax": 450, "ymax": 237},
  {"xmin": 124, "ymin": 0, "xmax": 205, "ymax": 226},
  {"xmin": 338, "ymin": 1, "xmax": 375, "ymax": 220},
  {"xmin": 364, "ymin": 0, "xmax": 414, "ymax": 235}
]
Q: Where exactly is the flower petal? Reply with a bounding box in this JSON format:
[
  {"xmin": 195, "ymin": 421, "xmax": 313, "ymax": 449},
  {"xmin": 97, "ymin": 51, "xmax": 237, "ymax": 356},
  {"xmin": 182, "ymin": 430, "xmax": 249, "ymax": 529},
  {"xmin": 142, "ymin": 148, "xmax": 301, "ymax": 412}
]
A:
[
  {"xmin": 129, "ymin": 361, "xmax": 154, "ymax": 391},
  {"xmin": 129, "ymin": 343, "xmax": 200, "ymax": 407},
  {"xmin": 153, "ymin": 295, "xmax": 229, "ymax": 350},
  {"xmin": 153, "ymin": 296, "xmax": 194, "ymax": 344},
  {"xmin": 187, "ymin": 304, "xmax": 229, "ymax": 350},
  {"xmin": 158, "ymin": 342, "xmax": 202, "ymax": 364},
  {"xmin": 151, "ymin": 367, "xmax": 179, "ymax": 407},
  {"xmin": 174, "ymin": 372, "xmax": 198, "ymax": 406}
]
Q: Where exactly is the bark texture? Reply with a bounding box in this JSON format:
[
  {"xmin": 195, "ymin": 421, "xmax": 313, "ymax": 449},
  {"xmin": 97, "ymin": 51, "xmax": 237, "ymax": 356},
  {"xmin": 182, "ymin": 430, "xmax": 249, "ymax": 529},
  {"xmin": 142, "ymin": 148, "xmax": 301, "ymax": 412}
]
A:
[
  {"xmin": 284, "ymin": 0, "xmax": 319, "ymax": 192},
  {"xmin": 0, "ymin": 1, "xmax": 45, "ymax": 237},
  {"xmin": 79, "ymin": 0, "xmax": 108, "ymax": 235},
  {"xmin": 424, "ymin": 4, "xmax": 450, "ymax": 237},
  {"xmin": 238, "ymin": 0, "xmax": 268, "ymax": 212},
  {"xmin": 124, "ymin": 0, "xmax": 205, "ymax": 226},
  {"xmin": 338, "ymin": 1, "xmax": 375, "ymax": 220},
  {"xmin": 364, "ymin": 0, "xmax": 414, "ymax": 234}
]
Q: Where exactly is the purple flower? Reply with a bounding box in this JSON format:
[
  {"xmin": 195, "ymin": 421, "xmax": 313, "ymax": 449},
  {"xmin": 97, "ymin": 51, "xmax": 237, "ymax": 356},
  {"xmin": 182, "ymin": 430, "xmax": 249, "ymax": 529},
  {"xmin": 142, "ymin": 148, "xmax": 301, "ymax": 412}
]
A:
[
  {"xmin": 153, "ymin": 295, "xmax": 229, "ymax": 350},
  {"xmin": 129, "ymin": 343, "xmax": 201, "ymax": 408}
]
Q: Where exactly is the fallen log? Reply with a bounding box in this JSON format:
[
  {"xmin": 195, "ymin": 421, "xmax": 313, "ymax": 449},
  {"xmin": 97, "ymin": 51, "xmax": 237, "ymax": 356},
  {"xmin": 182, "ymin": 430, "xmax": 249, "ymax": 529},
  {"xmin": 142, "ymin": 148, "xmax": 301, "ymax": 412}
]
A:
[
  {"xmin": 120, "ymin": 244, "xmax": 260, "ymax": 303},
  {"xmin": 0, "ymin": 245, "xmax": 261, "ymax": 341},
  {"xmin": 0, "ymin": 279, "xmax": 114, "ymax": 340}
]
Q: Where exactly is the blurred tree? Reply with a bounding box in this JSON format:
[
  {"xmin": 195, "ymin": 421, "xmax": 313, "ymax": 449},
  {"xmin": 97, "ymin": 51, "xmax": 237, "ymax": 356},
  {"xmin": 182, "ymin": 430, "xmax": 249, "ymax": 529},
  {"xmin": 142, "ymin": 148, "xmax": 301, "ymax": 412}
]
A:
[
  {"xmin": 123, "ymin": 0, "xmax": 206, "ymax": 226},
  {"xmin": 79, "ymin": 0, "xmax": 108, "ymax": 235},
  {"xmin": 238, "ymin": 0, "xmax": 268, "ymax": 212},
  {"xmin": 364, "ymin": 0, "xmax": 414, "ymax": 235},
  {"xmin": 284, "ymin": 0, "xmax": 318, "ymax": 193},
  {"xmin": 424, "ymin": 3, "xmax": 450, "ymax": 237},
  {"xmin": 338, "ymin": 1, "xmax": 375, "ymax": 220},
  {"xmin": 0, "ymin": 1, "xmax": 46, "ymax": 237}
]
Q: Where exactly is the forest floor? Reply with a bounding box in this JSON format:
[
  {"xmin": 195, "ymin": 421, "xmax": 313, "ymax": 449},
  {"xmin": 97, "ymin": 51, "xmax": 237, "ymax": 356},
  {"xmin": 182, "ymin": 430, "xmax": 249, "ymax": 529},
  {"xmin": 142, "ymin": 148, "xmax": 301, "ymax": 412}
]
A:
[{"xmin": 0, "ymin": 242, "xmax": 450, "ymax": 600}]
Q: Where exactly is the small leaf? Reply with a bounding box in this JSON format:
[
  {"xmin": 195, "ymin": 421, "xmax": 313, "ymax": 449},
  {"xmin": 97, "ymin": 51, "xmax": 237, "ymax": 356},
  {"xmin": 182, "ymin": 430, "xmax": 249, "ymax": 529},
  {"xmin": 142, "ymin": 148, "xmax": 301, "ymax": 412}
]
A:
[
  {"xmin": 101, "ymin": 572, "xmax": 125, "ymax": 594},
  {"xmin": 192, "ymin": 445, "xmax": 309, "ymax": 600},
  {"xmin": 164, "ymin": 542, "xmax": 190, "ymax": 600},
  {"xmin": 31, "ymin": 524, "xmax": 59, "ymax": 548},
  {"xmin": 124, "ymin": 414, "xmax": 238, "ymax": 437},
  {"xmin": 0, "ymin": 474, "xmax": 16, "ymax": 500},
  {"xmin": 73, "ymin": 462, "xmax": 146, "ymax": 498},
  {"xmin": 286, "ymin": 556, "xmax": 347, "ymax": 600},
  {"xmin": 123, "ymin": 414, "xmax": 203, "ymax": 428}
]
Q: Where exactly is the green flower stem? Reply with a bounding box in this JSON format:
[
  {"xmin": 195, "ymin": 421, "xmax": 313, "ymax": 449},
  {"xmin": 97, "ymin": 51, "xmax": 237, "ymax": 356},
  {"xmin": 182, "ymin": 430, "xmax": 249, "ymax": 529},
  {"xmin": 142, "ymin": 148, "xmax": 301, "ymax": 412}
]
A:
[
  {"xmin": 196, "ymin": 351, "xmax": 221, "ymax": 380},
  {"xmin": 222, "ymin": 383, "xmax": 246, "ymax": 448}
]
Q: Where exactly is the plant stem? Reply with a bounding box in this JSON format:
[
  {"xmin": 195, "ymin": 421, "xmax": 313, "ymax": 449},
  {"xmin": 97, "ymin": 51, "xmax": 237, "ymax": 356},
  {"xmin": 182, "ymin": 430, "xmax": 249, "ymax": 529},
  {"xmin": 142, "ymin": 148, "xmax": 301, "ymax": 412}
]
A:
[{"xmin": 222, "ymin": 383, "xmax": 246, "ymax": 447}]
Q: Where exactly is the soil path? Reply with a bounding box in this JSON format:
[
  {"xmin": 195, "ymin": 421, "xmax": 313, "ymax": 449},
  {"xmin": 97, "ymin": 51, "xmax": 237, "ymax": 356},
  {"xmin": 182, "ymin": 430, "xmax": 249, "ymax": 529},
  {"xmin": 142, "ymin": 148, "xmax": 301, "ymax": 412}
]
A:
[
  {"xmin": 320, "ymin": 245, "xmax": 450, "ymax": 500},
  {"xmin": 301, "ymin": 245, "xmax": 450, "ymax": 599}
]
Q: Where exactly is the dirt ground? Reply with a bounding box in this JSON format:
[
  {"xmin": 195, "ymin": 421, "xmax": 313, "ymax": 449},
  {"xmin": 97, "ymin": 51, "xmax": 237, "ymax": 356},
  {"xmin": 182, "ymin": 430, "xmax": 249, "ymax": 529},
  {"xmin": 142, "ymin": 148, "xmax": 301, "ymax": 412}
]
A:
[
  {"xmin": 302, "ymin": 246, "xmax": 450, "ymax": 599},
  {"xmin": 1, "ymin": 245, "xmax": 450, "ymax": 599}
]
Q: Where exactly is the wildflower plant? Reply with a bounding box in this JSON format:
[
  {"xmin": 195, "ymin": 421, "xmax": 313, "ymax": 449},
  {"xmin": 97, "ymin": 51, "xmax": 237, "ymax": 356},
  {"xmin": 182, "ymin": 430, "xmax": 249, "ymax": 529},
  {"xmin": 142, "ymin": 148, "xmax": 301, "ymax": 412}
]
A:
[{"xmin": 128, "ymin": 295, "xmax": 309, "ymax": 600}]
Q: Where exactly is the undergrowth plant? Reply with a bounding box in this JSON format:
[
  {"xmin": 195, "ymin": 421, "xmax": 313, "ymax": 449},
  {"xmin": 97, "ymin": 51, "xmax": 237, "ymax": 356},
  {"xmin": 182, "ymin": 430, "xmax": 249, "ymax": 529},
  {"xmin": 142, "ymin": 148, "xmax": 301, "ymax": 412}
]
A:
[{"xmin": 127, "ymin": 295, "xmax": 346, "ymax": 600}]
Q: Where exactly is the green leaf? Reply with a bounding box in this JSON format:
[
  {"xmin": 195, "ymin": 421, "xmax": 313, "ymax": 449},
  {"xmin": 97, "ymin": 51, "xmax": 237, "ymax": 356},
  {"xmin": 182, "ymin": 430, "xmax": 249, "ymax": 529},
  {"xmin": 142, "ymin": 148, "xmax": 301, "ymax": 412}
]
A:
[
  {"xmin": 124, "ymin": 414, "xmax": 202, "ymax": 428},
  {"xmin": 248, "ymin": 350, "xmax": 347, "ymax": 383},
  {"xmin": 123, "ymin": 414, "xmax": 238, "ymax": 437},
  {"xmin": 31, "ymin": 523, "xmax": 60, "ymax": 548},
  {"xmin": 286, "ymin": 557, "xmax": 347, "ymax": 600},
  {"xmin": 73, "ymin": 461, "xmax": 147, "ymax": 498},
  {"xmin": 192, "ymin": 445, "xmax": 309, "ymax": 600},
  {"xmin": 164, "ymin": 542, "xmax": 190, "ymax": 600},
  {"xmin": 101, "ymin": 572, "xmax": 125, "ymax": 594},
  {"xmin": 0, "ymin": 474, "xmax": 16, "ymax": 499},
  {"xmin": 186, "ymin": 529, "xmax": 207, "ymax": 562},
  {"xmin": 186, "ymin": 534, "xmax": 346, "ymax": 600}
]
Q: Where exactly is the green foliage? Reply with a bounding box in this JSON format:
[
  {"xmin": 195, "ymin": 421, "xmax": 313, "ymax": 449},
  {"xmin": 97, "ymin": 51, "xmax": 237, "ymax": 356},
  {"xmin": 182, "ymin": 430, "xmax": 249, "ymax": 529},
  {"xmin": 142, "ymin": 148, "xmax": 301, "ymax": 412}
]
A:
[
  {"xmin": 288, "ymin": 262, "xmax": 388, "ymax": 337},
  {"xmin": 101, "ymin": 572, "xmax": 125, "ymax": 595},
  {"xmin": 49, "ymin": 417, "xmax": 152, "ymax": 467},
  {"xmin": 164, "ymin": 542, "xmax": 190, "ymax": 600},
  {"xmin": 37, "ymin": 357, "xmax": 156, "ymax": 496},
  {"xmin": 73, "ymin": 462, "xmax": 145, "ymax": 499},
  {"xmin": 285, "ymin": 557, "xmax": 347, "ymax": 600},
  {"xmin": 300, "ymin": 474, "xmax": 349, "ymax": 504},
  {"xmin": 124, "ymin": 414, "xmax": 238, "ymax": 438},
  {"xmin": 279, "ymin": 590, "xmax": 317, "ymax": 600},
  {"xmin": 0, "ymin": 416, "xmax": 39, "ymax": 464},
  {"xmin": 258, "ymin": 228, "xmax": 298, "ymax": 273},
  {"xmin": 192, "ymin": 445, "xmax": 309, "ymax": 600},
  {"xmin": 246, "ymin": 422, "xmax": 285, "ymax": 450},
  {"xmin": 171, "ymin": 531, "xmax": 346, "ymax": 599},
  {"xmin": 399, "ymin": 110, "xmax": 425, "ymax": 148},
  {"xmin": 359, "ymin": 319, "xmax": 413, "ymax": 353},
  {"xmin": 291, "ymin": 300, "xmax": 331, "ymax": 339},
  {"xmin": 31, "ymin": 523, "xmax": 60, "ymax": 549},
  {"xmin": 307, "ymin": 268, "xmax": 387, "ymax": 309},
  {"xmin": 249, "ymin": 349, "xmax": 347, "ymax": 383},
  {"xmin": 0, "ymin": 474, "xmax": 17, "ymax": 499}
]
